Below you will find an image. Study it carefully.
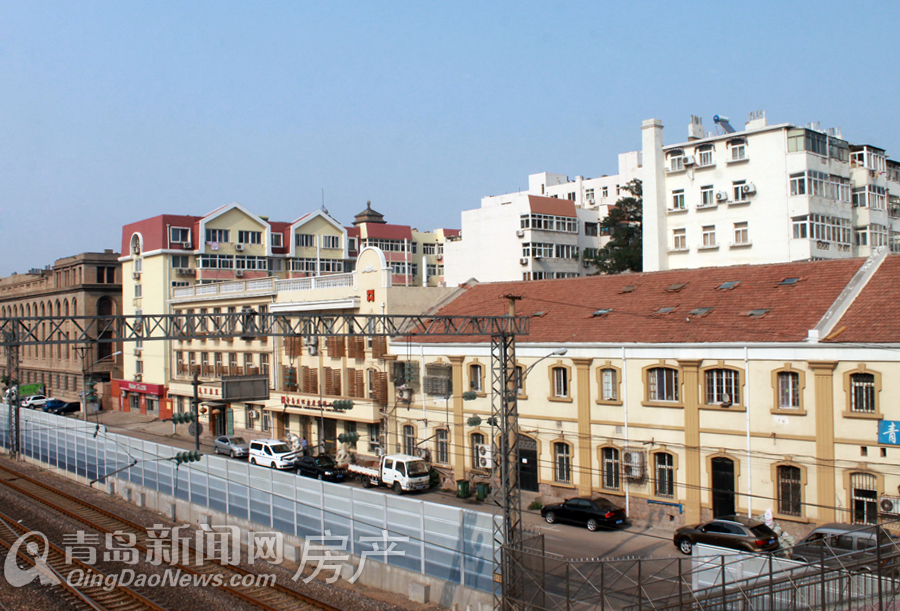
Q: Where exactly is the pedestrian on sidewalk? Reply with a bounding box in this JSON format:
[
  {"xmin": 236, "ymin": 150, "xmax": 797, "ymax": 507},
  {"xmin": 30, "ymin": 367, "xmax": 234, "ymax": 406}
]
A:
[{"xmin": 301, "ymin": 437, "xmax": 308, "ymax": 456}]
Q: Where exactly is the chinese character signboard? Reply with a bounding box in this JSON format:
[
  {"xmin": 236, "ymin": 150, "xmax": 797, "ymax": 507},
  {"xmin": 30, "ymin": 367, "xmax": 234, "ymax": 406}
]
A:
[{"xmin": 878, "ymin": 420, "xmax": 900, "ymax": 445}]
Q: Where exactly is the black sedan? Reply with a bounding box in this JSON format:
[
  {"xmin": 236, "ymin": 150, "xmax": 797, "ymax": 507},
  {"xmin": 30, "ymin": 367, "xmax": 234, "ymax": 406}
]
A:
[
  {"xmin": 541, "ymin": 496, "xmax": 628, "ymax": 531},
  {"xmin": 674, "ymin": 516, "xmax": 779, "ymax": 555},
  {"xmin": 46, "ymin": 402, "xmax": 81, "ymax": 415},
  {"xmin": 296, "ymin": 455, "xmax": 347, "ymax": 482}
]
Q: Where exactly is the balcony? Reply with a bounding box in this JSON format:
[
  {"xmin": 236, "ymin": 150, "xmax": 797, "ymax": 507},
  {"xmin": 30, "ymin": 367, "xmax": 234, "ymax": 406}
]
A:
[{"xmin": 171, "ymin": 271, "xmax": 363, "ymax": 302}]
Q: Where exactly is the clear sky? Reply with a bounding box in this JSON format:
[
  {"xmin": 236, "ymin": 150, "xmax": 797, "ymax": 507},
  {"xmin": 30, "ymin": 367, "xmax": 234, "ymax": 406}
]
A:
[{"xmin": 2, "ymin": 1, "xmax": 899, "ymax": 276}]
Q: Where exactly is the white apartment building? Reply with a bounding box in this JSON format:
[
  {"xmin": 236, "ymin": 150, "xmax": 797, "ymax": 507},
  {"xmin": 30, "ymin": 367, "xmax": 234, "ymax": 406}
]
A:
[
  {"xmin": 642, "ymin": 112, "xmax": 900, "ymax": 272},
  {"xmin": 444, "ymin": 152, "xmax": 643, "ymax": 286}
]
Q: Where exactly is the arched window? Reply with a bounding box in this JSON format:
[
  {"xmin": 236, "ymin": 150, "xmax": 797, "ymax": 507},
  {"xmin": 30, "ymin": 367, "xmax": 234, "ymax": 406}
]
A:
[
  {"xmin": 647, "ymin": 367, "xmax": 679, "ymax": 403},
  {"xmin": 552, "ymin": 366, "xmax": 569, "ymax": 398},
  {"xmin": 777, "ymin": 465, "xmax": 802, "ymax": 516},
  {"xmin": 704, "ymin": 368, "xmax": 741, "ymax": 406},
  {"xmin": 468, "ymin": 363, "xmax": 484, "ymax": 393},
  {"xmin": 849, "ymin": 373, "xmax": 876, "ymax": 413},
  {"xmin": 850, "ymin": 472, "xmax": 878, "ymax": 524},
  {"xmin": 601, "ymin": 447, "xmax": 620, "ymax": 490},
  {"xmin": 471, "ymin": 432, "xmax": 485, "ymax": 469}
]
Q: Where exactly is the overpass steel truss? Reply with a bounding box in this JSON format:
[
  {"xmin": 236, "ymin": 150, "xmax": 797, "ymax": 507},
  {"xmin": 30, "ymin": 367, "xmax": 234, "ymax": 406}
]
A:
[{"xmin": 0, "ymin": 311, "xmax": 529, "ymax": 609}]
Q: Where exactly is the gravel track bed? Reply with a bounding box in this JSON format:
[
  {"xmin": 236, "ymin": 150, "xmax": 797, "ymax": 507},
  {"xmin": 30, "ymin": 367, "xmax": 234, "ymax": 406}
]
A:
[{"xmin": 0, "ymin": 456, "xmax": 447, "ymax": 611}]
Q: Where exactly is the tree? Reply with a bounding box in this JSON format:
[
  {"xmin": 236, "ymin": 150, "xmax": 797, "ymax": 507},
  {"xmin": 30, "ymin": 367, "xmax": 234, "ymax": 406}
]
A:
[{"xmin": 588, "ymin": 178, "xmax": 642, "ymax": 274}]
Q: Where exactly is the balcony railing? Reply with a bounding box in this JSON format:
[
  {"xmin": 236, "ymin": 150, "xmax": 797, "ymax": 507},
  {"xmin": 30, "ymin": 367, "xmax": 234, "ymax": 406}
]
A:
[{"xmin": 171, "ymin": 271, "xmax": 360, "ymax": 300}]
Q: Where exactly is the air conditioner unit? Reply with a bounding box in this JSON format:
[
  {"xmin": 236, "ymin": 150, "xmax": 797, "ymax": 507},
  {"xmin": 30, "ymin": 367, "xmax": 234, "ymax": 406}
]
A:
[
  {"xmin": 516, "ymin": 230, "xmax": 525, "ymax": 238},
  {"xmin": 682, "ymin": 155, "xmax": 696, "ymax": 166},
  {"xmin": 520, "ymin": 257, "xmax": 528, "ymax": 266},
  {"xmin": 235, "ymin": 270, "xmax": 244, "ymax": 277},
  {"xmin": 742, "ymin": 183, "xmax": 757, "ymax": 196},
  {"xmin": 436, "ymin": 254, "xmax": 443, "ymax": 261},
  {"xmin": 585, "ymin": 195, "xmax": 595, "ymax": 203},
  {"xmin": 583, "ymin": 260, "xmax": 591, "ymax": 268},
  {"xmin": 235, "ymin": 243, "xmax": 245, "ymax": 251},
  {"xmin": 475, "ymin": 443, "xmax": 493, "ymax": 469},
  {"xmin": 880, "ymin": 496, "xmax": 900, "ymax": 515},
  {"xmin": 247, "ymin": 409, "xmax": 259, "ymax": 419},
  {"xmin": 715, "ymin": 191, "xmax": 729, "ymax": 202},
  {"xmin": 132, "ymin": 271, "xmax": 141, "ymax": 280},
  {"xmin": 176, "ymin": 268, "xmax": 195, "ymax": 276},
  {"xmin": 133, "ymin": 374, "xmax": 142, "ymax": 382},
  {"xmin": 181, "ymin": 242, "xmax": 192, "ymax": 249},
  {"xmin": 623, "ymin": 450, "xmax": 645, "ymax": 480}
]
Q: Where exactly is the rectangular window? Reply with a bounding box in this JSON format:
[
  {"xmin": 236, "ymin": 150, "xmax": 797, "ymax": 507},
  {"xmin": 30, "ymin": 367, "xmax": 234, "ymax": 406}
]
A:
[
  {"xmin": 602, "ymin": 448, "xmax": 620, "ymax": 490},
  {"xmin": 671, "ymin": 190, "xmax": 685, "ymax": 210},
  {"xmin": 271, "ymin": 233, "xmax": 283, "ymax": 248},
  {"xmin": 655, "ymin": 453, "xmax": 675, "ymax": 498},
  {"xmin": 850, "ymin": 373, "xmax": 876, "ymax": 413},
  {"xmin": 669, "ymin": 155, "xmax": 684, "ymax": 172},
  {"xmin": 554, "ymin": 443, "xmax": 571, "ymax": 483},
  {"xmin": 295, "ymin": 234, "xmax": 315, "ymax": 248},
  {"xmin": 205, "ymin": 228, "xmax": 229, "ymax": 243},
  {"xmin": 584, "ymin": 222, "xmax": 599, "ymax": 237},
  {"xmin": 702, "ymin": 225, "xmax": 716, "ymax": 248},
  {"xmin": 730, "ymin": 143, "xmax": 746, "ymax": 161},
  {"xmin": 171, "ymin": 255, "xmax": 190, "ymax": 268},
  {"xmin": 601, "ymin": 369, "xmax": 617, "ymax": 401},
  {"xmin": 553, "ymin": 367, "xmax": 568, "ymax": 398},
  {"xmin": 423, "ymin": 244, "xmax": 436, "ymax": 255},
  {"xmin": 777, "ymin": 372, "xmax": 800, "ymax": 409},
  {"xmin": 698, "ymin": 146, "xmax": 714, "ymax": 166},
  {"xmin": 648, "ymin": 368, "xmax": 679, "ymax": 402},
  {"xmin": 673, "ymin": 228, "xmax": 686, "ymax": 251},
  {"xmin": 777, "ymin": 466, "xmax": 802, "ymax": 516},
  {"xmin": 732, "ymin": 180, "xmax": 747, "ymax": 202},
  {"xmin": 602, "ymin": 186, "xmax": 609, "ymax": 198},
  {"xmin": 237, "ymin": 230, "xmax": 262, "ymax": 244},
  {"xmin": 734, "ymin": 222, "xmax": 749, "ymax": 245},
  {"xmin": 322, "ymin": 235, "xmax": 340, "ymax": 249},
  {"xmin": 700, "ymin": 186, "xmax": 714, "ymax": 208},
  {"xmin": 436, "ymin": 429, "xmax": 449, "ymax": 464},
  {"xmin": 170, "ymin": 227, "xmax": 190, "ymax": 243},
  {"xmin": 705, "ymin": 369, "xmax": 740, "ymax": 405}
]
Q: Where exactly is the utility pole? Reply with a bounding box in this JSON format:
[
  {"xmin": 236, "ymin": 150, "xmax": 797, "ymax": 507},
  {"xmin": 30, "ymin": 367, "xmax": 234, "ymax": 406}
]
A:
[{"xmin": 191, "ymin": 371, "xmax": 201, "ymax": 452}]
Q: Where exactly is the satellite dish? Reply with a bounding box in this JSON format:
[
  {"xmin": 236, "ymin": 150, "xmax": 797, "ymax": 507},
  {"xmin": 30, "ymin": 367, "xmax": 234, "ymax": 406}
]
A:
[{"xmin": 720, "ymin": 393, "xmax": 733, "ymax": 408}]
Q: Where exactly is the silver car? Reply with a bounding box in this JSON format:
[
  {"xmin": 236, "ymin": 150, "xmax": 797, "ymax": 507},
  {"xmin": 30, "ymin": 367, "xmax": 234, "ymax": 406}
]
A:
[{"xmin": 213, "ymin": 435, "xmax": 249, "ymax": 458}]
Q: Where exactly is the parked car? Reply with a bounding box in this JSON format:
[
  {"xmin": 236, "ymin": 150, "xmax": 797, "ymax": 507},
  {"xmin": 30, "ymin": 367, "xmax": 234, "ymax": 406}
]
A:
[
  {"xmin": 541, "ymin": 496, "xmax": 628, "ymax": 531},
  {"xmin": 41, "ymin": 399, "xmax": 68, "ymax": 412},
  {"xmin": 21, "ymin": 395, "xmax": 49, "ymax": 409},
  {"xmin": 248, "ymin": 439, "xmax": 299, "ymax": 469},
  {"xmin": 674, "ymin": 516, "xmax": 779, "ymax": 555},
  {"xmin": 214, "ymin": 435, "xmax": 249, "ymax": 458},
  {"xmin": 789, "ymin": 523, "xmax": 900, "ymax": 573},
  {"xmin": 46, "ymin": 402, "xmax": 81, "ymax": 415},
  {"xmin": 297, "ymin": 455, "xmax": 347, "ymax": 482}
]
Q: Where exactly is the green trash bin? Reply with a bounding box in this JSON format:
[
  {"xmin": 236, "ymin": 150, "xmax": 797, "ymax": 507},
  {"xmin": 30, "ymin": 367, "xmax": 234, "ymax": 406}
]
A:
[
  {"xmin": 456, "ymin": 480, "xmax": 470, "ymax": 498},
  {"xmin": 476, "ymin": 482, "xmax": 490, "ymax": 501}
]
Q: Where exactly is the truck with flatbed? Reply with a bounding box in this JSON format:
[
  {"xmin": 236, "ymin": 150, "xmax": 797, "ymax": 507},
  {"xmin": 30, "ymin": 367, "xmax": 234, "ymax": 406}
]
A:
[{"xmin": 348, "ymin": 453, "xmax": 430, "ymax": 493}]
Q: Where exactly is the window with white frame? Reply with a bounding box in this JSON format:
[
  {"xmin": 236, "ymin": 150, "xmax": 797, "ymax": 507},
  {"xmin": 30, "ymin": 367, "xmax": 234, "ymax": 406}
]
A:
[
  {"xmin": 469, "ymin": 364, "xmax": 483, "ymax": 392},
  {"xmin": 701, "ymin": 225, "xmax": 717, "ymax": 248},
  {"xmin": 777, "ymin": 371, "xmax": 800, "ymax": 409},
  {"xmin": 850, "ymin": 472, "xmax": 878, "ymax": 525},
  {"xmin": 700, "ymin": 186, "xmax": 714, "ymax": 208},
  {"xmin": 732, "ymin": 180, "xmax": 748, "ymax": 202},
  {"xmin": 471, "ymin": 433, "xmax": 485, "ymax": 469},
  {"xmin": 295, "ymin": 233, "xmax": 315, "ymax": 247},
  {"xmin": 403, "ymin": 425, "xmax": 416, "ymax": 456},
  {"xmin": 436, "ymin": 429, "xmax": 449, "ymax": 464},
  {"xmin": 705, "ymin": 368, "xmax": 740, "ymax": 405},
  {"xmin": 552, "ymin": 367, "xmax": 568, "ymax": 398},
  {"xmin": 171, "ymin": 255, "xmax": 190, "ymax": 268},
  {"xmin": 670, "ymin": 155, "xmax": 684, "ymax": 172},
  {"xmin": 654, "ymin": 452, "xmax": 675, "ymax": 497},
  {"xmin": 698, "ymin": 145, "xmax": 714, "ymax": 166},
  {"xmin": 170, "ymin": 227, "xmax": 190, "ymax": 243},
  {"xmin": 322, "ymin": 235, "xmax": 340, "ymax": 249},
  {"xmin": 423, "ymin": 244, "xmax": 436, "ymax": 255},
  {"xmin": 673, "ymin": 228, "xmax": 686, "ymax": 251},
  {"xmin": 729, "ymin": 139, "xmax": 746, "ymax": 160},
  {"xmin": 850, "ymin": 373, "xmax": 876, "ymax": 413},
  {"xmin": 205, "ymin": 228, "xmax": 229, "ymax": 243},
  {"xmin": 601, "ymin": 368, "xmax": 617, "ymax": 401},
  {"xmin": 648, "ymin": 367, "xmax": 679, "ymax": 402},
  {"xmin": 554, "ymin": 244, "xmax": 579, "ymax": 259},
  {"xmin": 271, "ymin": 233, "xmax": 283, "ymax": 248},
  {"xmin": 602, "ymin": 447, "xmax": 620, "ymax": 490},
  {"xmin": 671, "ymin": 189, "xmax": 685, "ymax": 210},
  {"xmin": 554, "ymin": 443, "xmax": 571, "ymax": 483},
  {"xmin": 733, "ymin": 222, "xmax": 749, "ymax": 245},
  {"xmin": 602, "ymin": 186, "xmax": 609, "ymax": 198},
  {"xmin": 237, "ymin": 230, "xmax": 261, "ymax": 244}
]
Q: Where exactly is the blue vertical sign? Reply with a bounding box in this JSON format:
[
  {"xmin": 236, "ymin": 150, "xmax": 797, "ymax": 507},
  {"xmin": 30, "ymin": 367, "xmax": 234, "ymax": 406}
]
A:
[{"xmin": 878, "ymin": 420, "xmax": 900, "ymax": 446}]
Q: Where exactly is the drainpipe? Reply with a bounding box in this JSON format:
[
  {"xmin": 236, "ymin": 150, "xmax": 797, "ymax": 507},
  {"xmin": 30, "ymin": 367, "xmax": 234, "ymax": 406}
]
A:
[
  {"xmin": 622, "ymin": 346, "xmax": 629, "ymax": 516},
  {"xmin": 745, "ymin": 345, "xmax": 752, "ymax": 519}
]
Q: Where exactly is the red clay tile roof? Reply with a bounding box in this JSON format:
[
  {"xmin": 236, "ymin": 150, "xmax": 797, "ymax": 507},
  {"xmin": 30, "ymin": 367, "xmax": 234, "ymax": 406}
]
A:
[
  {"xmin": 441, "ymin": 229, "xmax": 461, "ymax": 237},
  {"xmin": 416, "ymin": 258, "xmax": 867, "ymax": 344},
  {"xmin": 827, "ymin": 255, "xmax": 900, "ymax": 343},
  {"xmin": 528, "ymin": 196, "xmax": 577, "ymax": 217},
  {"xmin": 361, "ymin": 223, "xmax": 413, "ymax": 241}
]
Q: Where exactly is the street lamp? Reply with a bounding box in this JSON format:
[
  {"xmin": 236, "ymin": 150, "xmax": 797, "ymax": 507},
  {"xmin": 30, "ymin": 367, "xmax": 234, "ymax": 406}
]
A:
[
  {"xmin": 82, "ymin": 349, "xmax": 122, "ymax": 421},
  {"xmin": 517, "ymin": 347, "xmax": 567, "ymax": 389}
]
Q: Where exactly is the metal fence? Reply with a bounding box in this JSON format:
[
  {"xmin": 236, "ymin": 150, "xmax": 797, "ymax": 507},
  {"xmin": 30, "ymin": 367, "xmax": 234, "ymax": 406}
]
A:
[{"xmin": 0, "ymin": 406, "xmax": 496, "ymax": 591}]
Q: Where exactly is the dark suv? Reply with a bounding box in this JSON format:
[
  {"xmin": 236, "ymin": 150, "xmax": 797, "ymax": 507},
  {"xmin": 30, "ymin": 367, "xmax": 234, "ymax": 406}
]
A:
[
  {"xmin": 675, "ymin": 516, "xmax": 779, "ymax": 555},
  {"xmin": 789, "ymin": 523, "xmax": 900, "ymax": 574}
]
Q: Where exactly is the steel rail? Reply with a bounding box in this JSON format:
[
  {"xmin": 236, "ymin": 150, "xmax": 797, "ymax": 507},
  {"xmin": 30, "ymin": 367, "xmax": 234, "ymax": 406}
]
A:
[{"xmin": 0, "ymin": 461, "xmax": 346, "ymax": 611}]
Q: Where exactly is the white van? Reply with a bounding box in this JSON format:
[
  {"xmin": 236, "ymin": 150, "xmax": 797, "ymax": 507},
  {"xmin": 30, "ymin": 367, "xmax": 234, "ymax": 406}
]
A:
[{"xmin": 248, "ymin": 439, "xmax": 299, "ymax": 469}]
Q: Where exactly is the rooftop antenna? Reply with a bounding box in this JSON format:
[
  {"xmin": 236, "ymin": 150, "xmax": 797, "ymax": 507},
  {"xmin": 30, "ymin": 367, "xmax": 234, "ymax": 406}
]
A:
[
  {"xmin": 321, "ymin": 188, "xmax": 328, "ymax": 216},
  {"xmin": 713, "ymin": 115, "xmax": 736, "ymax": 135}
]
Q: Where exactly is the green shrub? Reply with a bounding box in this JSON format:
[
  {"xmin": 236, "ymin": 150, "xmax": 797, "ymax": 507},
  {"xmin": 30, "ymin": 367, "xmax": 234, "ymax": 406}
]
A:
[{"xmin": 527, "ymin": 501, "xmax": 543, "ymax": 511}]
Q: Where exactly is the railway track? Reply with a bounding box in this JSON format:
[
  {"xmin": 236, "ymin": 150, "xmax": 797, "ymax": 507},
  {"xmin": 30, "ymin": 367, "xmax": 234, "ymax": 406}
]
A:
[
  {"xmin": 0, "ymin": 508, "xmax": 169, "ymax": 611},
  {"xmin": 0, "ymin": 461, "xmax": 345, "ymax": 611}
]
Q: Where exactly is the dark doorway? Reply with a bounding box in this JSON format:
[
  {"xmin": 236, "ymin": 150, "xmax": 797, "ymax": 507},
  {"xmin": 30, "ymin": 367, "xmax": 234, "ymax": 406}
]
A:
[
  {"xmin": 518, "ymin": 436, "xmax": 539, "ymax": 492},
  {"xmin": 711, "ymin": 457, "xmax": 736, "ymax": 518},
  {"xmin": 320, "ymin": 418, "xmax": 337, "ymax": 455}
]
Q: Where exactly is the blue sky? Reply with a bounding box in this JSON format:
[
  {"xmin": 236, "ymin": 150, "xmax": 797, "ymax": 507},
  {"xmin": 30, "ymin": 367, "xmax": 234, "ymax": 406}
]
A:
[{"xmin": 2, "ymin": 1, "xmax": 899, "ymax": 276}]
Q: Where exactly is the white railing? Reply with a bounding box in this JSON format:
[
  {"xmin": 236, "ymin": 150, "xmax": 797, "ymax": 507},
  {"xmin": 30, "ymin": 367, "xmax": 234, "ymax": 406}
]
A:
[
  {"xmin": 172, "ymin": 271, "xmax": 361, "ymax": 300},
  {"xmin": 275, "ymin": 272, "xmax": 355, "ymax": 293}
]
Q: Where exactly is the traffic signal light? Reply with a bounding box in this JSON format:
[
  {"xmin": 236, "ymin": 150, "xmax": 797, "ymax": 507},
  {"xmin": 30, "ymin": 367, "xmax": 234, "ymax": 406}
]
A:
[
  {"xmin": 332, "ymin": 399, "xmax": 354, "ymax": 411},
  {"xmin": 85, "ymin": 379, "xmax": 98, "ymax": 403},
  {"xmin": 173, "ymin": 450, "xmax": 202, "ymax": 465},
  {"xmin": 338, "ymin": 431, "xmax": 360, "ymax": 444},
  {"xmin": 171, "ymin": 412, "xmax": 196, "ymax": 425},
  {"xmin": 283, "ymin": 367, "xmax": 297, "ymax": 389}
]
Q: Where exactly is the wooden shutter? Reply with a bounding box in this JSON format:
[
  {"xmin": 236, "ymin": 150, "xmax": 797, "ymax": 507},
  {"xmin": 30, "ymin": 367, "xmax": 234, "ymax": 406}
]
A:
[
  {"xmin": 286, "ymin": 336, "xmax": 303, "ymax": 358},
  {"xmin": 324, "ymin": 368, "xmax": 334, "ymax": 396},
  {"xmin": 355, "ymin": 369, "xmax": 365, "ymax": 398},
  {"xmin": 373, "ymin": 371, "xmax": 388, "ymax": 405},
  {"xmin": 326, "ymin": 337, "xmax": 346, "ymax": 358},
  {"xmin": 372, "ymin": 336, "xmax": 387, "ymax": 360}
]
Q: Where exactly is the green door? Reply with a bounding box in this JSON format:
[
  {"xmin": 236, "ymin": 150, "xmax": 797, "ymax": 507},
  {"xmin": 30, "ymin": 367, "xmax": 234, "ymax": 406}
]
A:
[{"xmin": 226, "ymin": 408, "xmax": 234, "ymax": 436}]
